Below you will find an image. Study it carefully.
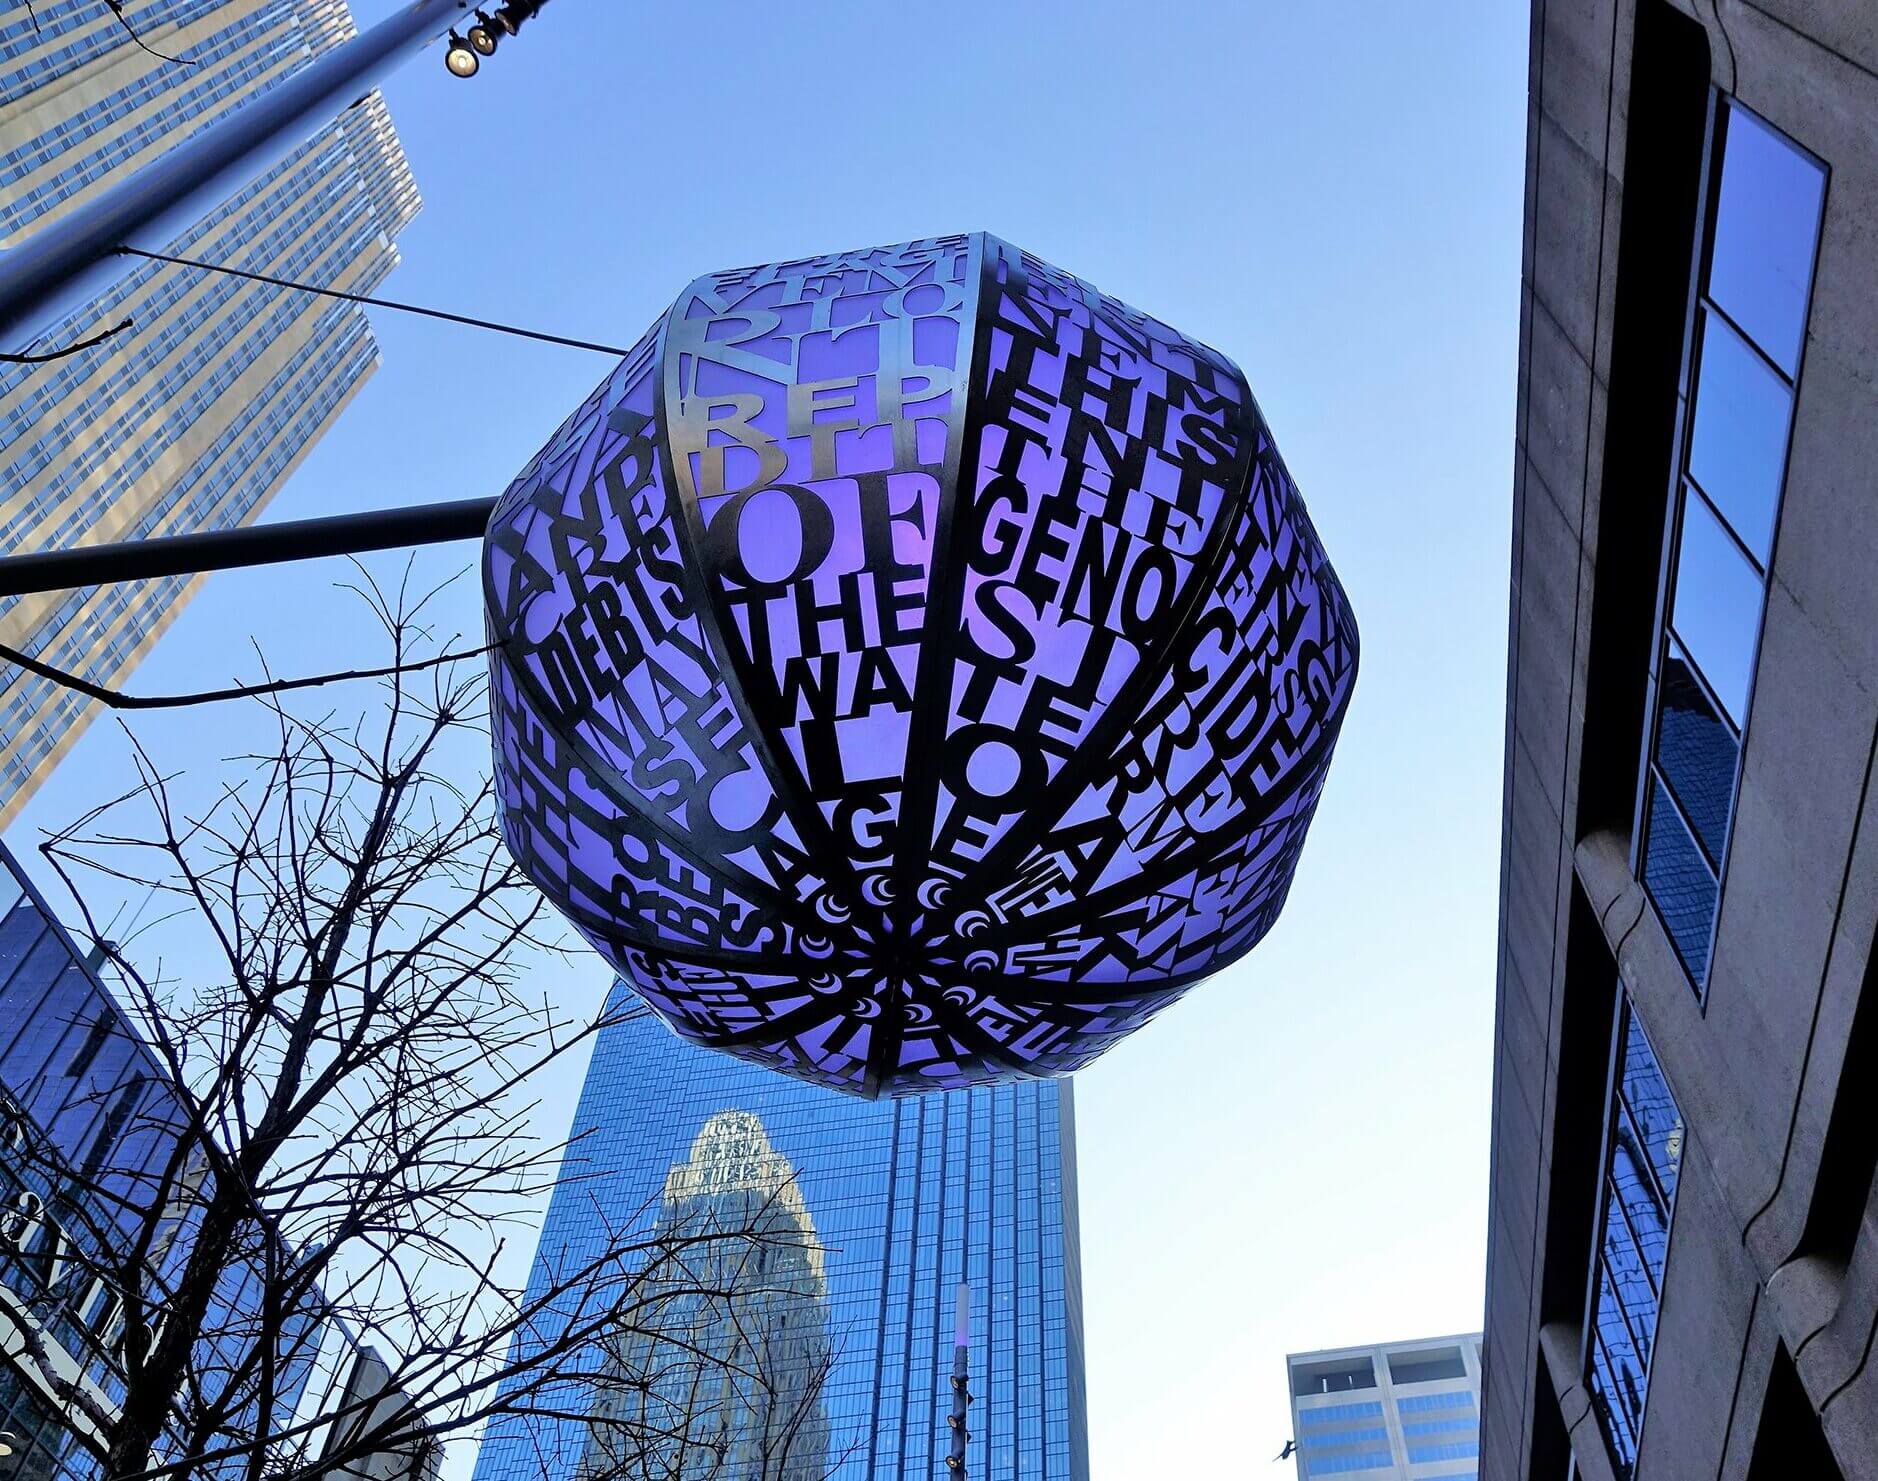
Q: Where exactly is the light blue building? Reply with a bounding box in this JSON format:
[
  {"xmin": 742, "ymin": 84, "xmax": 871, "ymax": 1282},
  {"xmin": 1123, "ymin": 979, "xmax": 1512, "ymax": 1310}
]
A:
[
  {"xmin": 1287, "ymin": 1335, "xmax": 1483, "ymax": 1479},
  {"xmin": 471, "ymin": 987, "xmax": 1089, "ymax": 1480},
  {"xmin": 0, "ymin": 0, "xmax": 419, "ymax": 824}
]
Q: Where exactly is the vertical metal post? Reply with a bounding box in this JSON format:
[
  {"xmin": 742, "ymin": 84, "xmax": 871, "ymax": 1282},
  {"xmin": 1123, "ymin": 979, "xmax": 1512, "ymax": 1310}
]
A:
[
  {"xmin": 947, "ymin": 1284, "xmax": 971, "ymax": 1476},
  {"xmin": 0, "ymin": 0, "xmax": 469, "ymax": 352}
]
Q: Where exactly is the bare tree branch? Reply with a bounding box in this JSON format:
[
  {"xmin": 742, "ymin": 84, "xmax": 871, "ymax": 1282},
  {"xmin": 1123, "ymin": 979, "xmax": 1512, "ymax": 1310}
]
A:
[
  {"xmin": 0, "ymin": 315, "xmax": 133, "ymax": 365},
  {"xmin": 103, "ymin": 1, "xmax": 196, "ymax": 67},
  {"xmin": 0, "ymin": 636, "xmax": 500, "ymax": 711}
]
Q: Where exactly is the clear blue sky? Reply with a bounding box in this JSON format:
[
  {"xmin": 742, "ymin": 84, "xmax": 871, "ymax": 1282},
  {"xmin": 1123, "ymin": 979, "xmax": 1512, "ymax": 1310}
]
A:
[{"xmin": 7, "ymin": 1, "xmax": 1529, "ymax": 1471}]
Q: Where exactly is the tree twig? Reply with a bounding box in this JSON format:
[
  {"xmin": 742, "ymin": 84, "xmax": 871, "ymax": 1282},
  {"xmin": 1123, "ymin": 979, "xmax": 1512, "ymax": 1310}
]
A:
[
  {"xmin": 104, "ymin": 1, "xmax": 196, "ymax": 66},
  {"xmin": 0, "ymin": 317, "xmax": 132, "ymax": 365},
  {"xmin": 0, "ymin": 637, "xmax": 498, "ymax": 709}
]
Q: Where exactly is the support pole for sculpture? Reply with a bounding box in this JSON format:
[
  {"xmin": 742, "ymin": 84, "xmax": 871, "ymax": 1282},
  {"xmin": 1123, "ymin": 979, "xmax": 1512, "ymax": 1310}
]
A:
[
  {"xmin": 947, "ymin": 1284, "xmax": 971, "ymax": 1476},
  {"xmin": 0, "ymin": 498, "xmax": 497, "ymax": 598},
  {"xmin": 0, "ymin": 0, "xmax": 471, "ymax": 353}
]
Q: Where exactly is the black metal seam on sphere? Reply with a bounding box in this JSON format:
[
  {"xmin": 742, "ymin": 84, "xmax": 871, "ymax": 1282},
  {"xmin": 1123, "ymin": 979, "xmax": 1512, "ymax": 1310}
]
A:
[
  {"xmin": 932, "ymin": 240, "xmax": 1268, "ymax": 925},
  {"xmin": 973, "ymin": 684, "xmax": 1354, "ymax": 947},
  {"xmin": 980, "ymin": 722, "xmax": 1343, "ymax": 947},
  {"xmin": 886, "ymin": 239, "xmax": 1055, "ymax": 1091},
  {"xmin": 886, "ymin": 232, "xmax": 994, "ymax": 930},
  {"xmin": 871, "ymin": 232, "xmax": 1000, "ymax": 1094},
  {"xmin": 486, "ymin": 535, "xmax": 837, "ymax": 948},
  {"xmin": 480, "ymin": 448, "xmax": 841, "ymax": 949},
  {"xmin": 648, "ymin": 284, "xmax": 887, "ymax": 962}
]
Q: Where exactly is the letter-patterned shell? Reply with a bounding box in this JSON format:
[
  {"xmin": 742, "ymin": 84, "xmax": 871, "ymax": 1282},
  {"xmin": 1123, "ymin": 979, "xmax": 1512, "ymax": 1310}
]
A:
[{"xmin": 485, "ymin": 234, "xmax": 1357, "ymax": 1097}]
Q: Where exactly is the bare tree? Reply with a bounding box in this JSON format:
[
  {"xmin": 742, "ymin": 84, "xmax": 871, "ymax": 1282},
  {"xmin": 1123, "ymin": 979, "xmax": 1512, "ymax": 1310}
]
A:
[{"xmin": 0, "ymin": 575, "xmax": 839, "ymax": 1481}]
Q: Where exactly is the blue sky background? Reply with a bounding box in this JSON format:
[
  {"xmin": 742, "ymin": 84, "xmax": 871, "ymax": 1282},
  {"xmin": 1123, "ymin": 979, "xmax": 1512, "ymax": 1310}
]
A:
[{"xmin": 6, "ymin": 1, "xmax": 1529, "ymax": 1471}]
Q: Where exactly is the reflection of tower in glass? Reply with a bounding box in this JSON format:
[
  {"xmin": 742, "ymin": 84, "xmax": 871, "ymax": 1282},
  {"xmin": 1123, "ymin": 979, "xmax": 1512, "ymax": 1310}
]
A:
[
  {"xmin": 471, "ymin": 991, "xmax": 1087, "ymax": 1481},
  {"xmin": 581, "ymin": 1111, "xmax": 831, "ymax": 1479}
]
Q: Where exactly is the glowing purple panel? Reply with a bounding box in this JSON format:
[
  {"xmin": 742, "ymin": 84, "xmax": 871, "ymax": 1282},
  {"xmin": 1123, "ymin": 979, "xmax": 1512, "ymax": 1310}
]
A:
[{"xmin": 486, "ymin": 234, "xmax": 1358, "ymax": 1097}]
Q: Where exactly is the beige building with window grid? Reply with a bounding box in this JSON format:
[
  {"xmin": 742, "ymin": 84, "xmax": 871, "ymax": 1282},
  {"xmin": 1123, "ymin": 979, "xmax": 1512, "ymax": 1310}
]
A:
[{"xmin": 0, "ymin": 0, "xmax": 419, "ymax": 826}]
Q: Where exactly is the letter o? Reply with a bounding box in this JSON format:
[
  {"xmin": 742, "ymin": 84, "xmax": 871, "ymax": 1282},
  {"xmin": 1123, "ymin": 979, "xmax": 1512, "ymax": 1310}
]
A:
[{"xmin": 705, "ymin": 483, "xmax": 835, "ymax": 592}]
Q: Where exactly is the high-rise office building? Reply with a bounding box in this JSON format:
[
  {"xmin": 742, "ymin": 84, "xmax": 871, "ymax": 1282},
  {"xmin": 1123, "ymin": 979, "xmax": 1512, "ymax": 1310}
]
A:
[
  {"xmin": 1485, "ymin": 2, "xmax": 1878, "ymax": 1478},
  {"xmin": 1285, "ymin": 1336, "xmax": 1482, "ymax": 1480},
  {"xmin": 471, "ymin": 989, "xmax": 1088, "ymax": 1480},
  {"xmin": 0, "ymin": 0, "xmax": 419, "ymax": 825}
]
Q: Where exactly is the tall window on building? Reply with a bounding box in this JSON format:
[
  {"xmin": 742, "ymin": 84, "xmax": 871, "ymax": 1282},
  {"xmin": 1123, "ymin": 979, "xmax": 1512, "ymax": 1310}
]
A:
[
  {"xmin": 1636, "ymin": 101, "xmax": 1827, "ymax": 991},
  {"xmin": 1585, "ymin": 998, "xmax": 1683, "ymax": 1475}
]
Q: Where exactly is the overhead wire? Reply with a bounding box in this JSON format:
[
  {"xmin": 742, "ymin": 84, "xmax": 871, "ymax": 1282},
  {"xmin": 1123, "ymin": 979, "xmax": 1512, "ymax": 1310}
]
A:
[
  {"xmin": 116, "ymin": 246, "xmax": 634, "ymax": 358},
  {"xmin": 4, "ymin": 245, "xmax": 631, "ymax": 366},
  {"xmin": 0, "ymin": 234, "xmax": 625, "ymax": 705}
]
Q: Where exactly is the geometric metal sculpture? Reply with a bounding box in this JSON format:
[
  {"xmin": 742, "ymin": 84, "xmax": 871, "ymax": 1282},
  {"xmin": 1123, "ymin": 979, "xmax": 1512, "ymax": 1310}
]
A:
[{"xmin": 485, "ymin": 234, "xmax": 1358, "ymax": 1097}]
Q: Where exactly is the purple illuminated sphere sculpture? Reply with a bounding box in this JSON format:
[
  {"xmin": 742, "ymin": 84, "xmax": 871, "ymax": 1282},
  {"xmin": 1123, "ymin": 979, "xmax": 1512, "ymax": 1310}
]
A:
[{"xmin": 485, "ymin": 234, "xmax": 1358, "ymax": 1097}]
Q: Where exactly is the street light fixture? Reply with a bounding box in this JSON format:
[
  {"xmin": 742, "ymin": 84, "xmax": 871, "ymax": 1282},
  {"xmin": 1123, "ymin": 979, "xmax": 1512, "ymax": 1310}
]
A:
[
  {"xmin": 494, "ymin": 0, "xmax": 542, "ymax": 32},
  {"xmin": 467, "ymin": 13, "xmax": 500, "ymax": 55},
  {"xmin": 448, "ymin": 2, "xmax": 550, "ymax": 77},
  {"xmin": 444, "ymin": 32, "xmax": 480, "ymax": 77},
  {"xmin": 0, "ymin": 0, "xmax": 566, "ymax": 354}
]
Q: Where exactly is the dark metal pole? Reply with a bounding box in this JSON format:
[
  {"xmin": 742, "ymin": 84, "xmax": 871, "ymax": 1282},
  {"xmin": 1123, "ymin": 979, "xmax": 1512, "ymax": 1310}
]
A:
[
  {"xmin": 0, "ymin": 0, "xmax": 470, "ymax": 352},
  {"xmin": 947, "ymin": 1284, "xmax": 971, "ymax": 1477},
  {"xmin": 0, "ymin": 497, "xmax": 498, "ymax": 597}
]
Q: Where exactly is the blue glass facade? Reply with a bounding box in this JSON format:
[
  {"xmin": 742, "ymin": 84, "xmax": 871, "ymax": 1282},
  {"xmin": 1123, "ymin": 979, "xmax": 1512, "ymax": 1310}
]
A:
[
  {"xmin": 0, "ymin": 0, "xmax": 419, "ymax": 823},
  {"xmin": 1637, "ymin": 99, "xmax": 1826, "ymax": 992},
  {"xmin": 0, "ymin": 845, "xmax": 241, "ymax": 1476},
  {"xmin": 0, "ymin": 846, "xmax": 404, "ymax": 1479},
  {"xmin": 1585, "ymin": 998, "xmax": 1682, "ymax": 1475},
  {"xmin": 0, "ymin": 850, "xmax": 191, "ymax": 1460},
  {"xmin": 471, "ymin": 987, "xmax": 1088, "ymax": 1480}
]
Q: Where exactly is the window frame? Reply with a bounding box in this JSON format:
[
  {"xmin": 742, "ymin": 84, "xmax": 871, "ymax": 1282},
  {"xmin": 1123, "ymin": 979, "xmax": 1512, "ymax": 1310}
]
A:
[
  {"xmin": 1579, "ymin": 994, "xmax": 1685, "ymax": 1477},
  {"xmin": 1629, "ymin": 92, "xmax": 1831, "ymax": 1001}
]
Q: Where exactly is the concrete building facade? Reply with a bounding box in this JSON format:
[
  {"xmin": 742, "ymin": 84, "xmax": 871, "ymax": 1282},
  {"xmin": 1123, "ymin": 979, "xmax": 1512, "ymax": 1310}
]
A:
[
  {"xmin": 0, "ymin": 0, "xmax": 419, "ymax": 826},
  {"xmin": 1286, "ymin": 1335, "xmax": 1483, "ymax": 1479},
  {"xmin": 1485, "ymin": 2, "xmax": 1878, "ymax": 1478}
]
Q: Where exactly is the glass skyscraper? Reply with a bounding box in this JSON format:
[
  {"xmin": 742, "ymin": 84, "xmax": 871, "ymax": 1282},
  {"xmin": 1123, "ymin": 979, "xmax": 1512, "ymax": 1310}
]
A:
[
  {"xmin": 0, "ymin": 842, "xmax": 435, "ymax": 1480},
  {"xmin": 471, "ymin": 987, "xmax": 1088, "ymax": 1480},
  {"xmin": 0, "ymin": 0, "xmax": 419, "ymax": 826}
]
